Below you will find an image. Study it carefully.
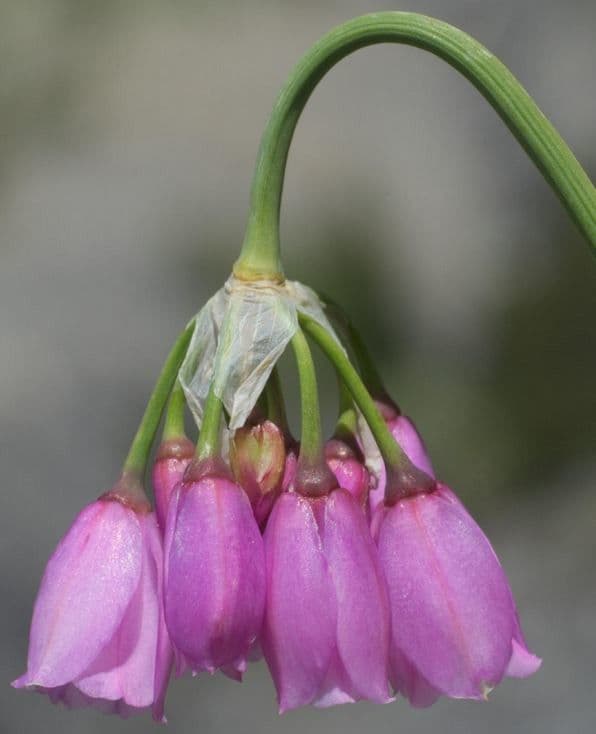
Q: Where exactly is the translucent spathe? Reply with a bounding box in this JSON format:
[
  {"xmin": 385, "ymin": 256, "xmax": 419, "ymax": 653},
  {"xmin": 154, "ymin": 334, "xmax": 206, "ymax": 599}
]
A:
[{"xmin": 179, "ymin": 277, "xmax": 339, "ymax": 430}]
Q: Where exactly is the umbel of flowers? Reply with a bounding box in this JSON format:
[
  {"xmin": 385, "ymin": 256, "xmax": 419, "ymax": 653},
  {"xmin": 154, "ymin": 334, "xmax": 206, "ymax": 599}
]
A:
[{"xmin": 13, "ymin": 10, "xmax": 596, "ymax": 723}]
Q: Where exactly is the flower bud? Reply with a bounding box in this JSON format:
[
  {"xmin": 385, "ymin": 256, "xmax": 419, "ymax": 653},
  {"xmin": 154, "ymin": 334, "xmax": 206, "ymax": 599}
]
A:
[
  {"xmin": 262, "ymin": 488, "xmax": 391, "ymax": 712},
  {"xmin": 373, "ymin": 483, "xmax": 540, "ymax": 705},
  {"xmin": 229, "ymin": 420, "xmax": 286, "ymax": 526},
  {"xmin": 164, "ymin": 460, "xmax": 266, "ymax": 677},
  {"xmin": 325, "ymin": 438, "xmax": 370, "ymax": 509},
  {"xmin": 13, "ymin": 480, "xmax": 172, "ymax": 721},
  {"xmin": 152, "ymin": 437, "xmax": 195, "ymax": 532}
]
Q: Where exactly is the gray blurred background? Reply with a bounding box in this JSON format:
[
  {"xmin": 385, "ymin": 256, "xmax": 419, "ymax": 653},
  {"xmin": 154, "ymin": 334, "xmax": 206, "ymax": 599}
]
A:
[{"xmin": 2, "ymin": 1, "xmax": 595, "ymax": 732}]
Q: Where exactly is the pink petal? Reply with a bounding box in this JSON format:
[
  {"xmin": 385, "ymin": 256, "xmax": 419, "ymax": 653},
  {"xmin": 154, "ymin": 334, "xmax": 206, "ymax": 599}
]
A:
[
  {"xmin": 13, "ymin": 500, "xmax": 142, "ymax": 689},
  {"xmin": 73, "ymin": 514, "xmax": 170, "ymax": 715},
  {"xmin": 377, "ymin": 485, "xmax": 515, "ymax": 700},
  {"xmin": 164, "ymin": 477, "xmax": 265, "ymax": 674},
  {"xmin": 262, "ymin": 493, "xmax": 336, "ymax": 713},
  {"xmin": 506, "ymin": 613, "xmax": 541, "ymax": 678},
  {"xmin": 320, "ymin": 490, "xmax": 391, "ymax": 704}
]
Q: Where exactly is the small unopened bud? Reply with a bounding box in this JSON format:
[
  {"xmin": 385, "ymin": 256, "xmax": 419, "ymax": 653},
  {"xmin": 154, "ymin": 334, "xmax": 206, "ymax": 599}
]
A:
[
  {"xmin": 230, "ymin": 420, "xmax": 286, "ymax": 526},
  {"xmin": 325, "ymin": 438, "xmax": 370, "ymax": 509}
]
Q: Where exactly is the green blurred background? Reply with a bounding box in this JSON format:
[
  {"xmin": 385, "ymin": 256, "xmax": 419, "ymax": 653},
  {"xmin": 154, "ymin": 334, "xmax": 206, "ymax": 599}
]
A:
[{"xmin": 2, "ymin": 1, "xmax": 595, "ymax": 732}]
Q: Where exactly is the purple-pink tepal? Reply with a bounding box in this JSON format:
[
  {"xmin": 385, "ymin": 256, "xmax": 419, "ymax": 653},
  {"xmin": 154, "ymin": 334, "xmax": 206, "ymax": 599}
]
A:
[
  {"xmin": 373, "ymin": 483, "xmax": 541, "ymax": 705},
  {"xmin": 12, "ymin": 486, "xmax": 172, "ymax": 721},
  {"xmin": 262, "ymin": 487, "xmax": 392, "ymax": 712},
  {"xmin": 163, "ymin": 459, "xmax": 266, "ymax": 678}
]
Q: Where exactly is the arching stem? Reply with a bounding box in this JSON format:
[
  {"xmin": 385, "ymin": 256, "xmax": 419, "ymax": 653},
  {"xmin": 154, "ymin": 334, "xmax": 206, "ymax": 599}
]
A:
[
  {"xmin": 300, "ymin": 313, "xmax": 434, "ymax": 501},
  {"xmin": 234, "ymin": 11, "xmax": 595, "ymax": 281},
  {"xmin": 163, "ymin": 379, "xmax": 188, "ymax": 441},
  {"xmin": 291, "ymin": 328, "xmax": 336, "ymax": 496}
]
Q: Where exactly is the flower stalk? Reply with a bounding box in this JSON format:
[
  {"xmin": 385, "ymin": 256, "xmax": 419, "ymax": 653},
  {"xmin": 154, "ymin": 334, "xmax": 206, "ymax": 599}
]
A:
[
  {"xmin": 234, "ymin": 11, "xmax": 595, "ymax": 283},
  {"xmin": 123, "ymin": 324, "xmax": 194, "ymax": 477}
]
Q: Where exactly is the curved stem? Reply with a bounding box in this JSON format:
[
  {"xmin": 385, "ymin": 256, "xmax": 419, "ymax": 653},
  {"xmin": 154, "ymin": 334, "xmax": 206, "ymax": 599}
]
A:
[
  {"xmin": 162, "ymin": 379, "xmax": 187, "ymax": 441},
  {"xmin": 334, "ymin": 380, "xmax": 359, "ymax": 444},
  {"xmin": 321, "ymin": 293, "xmax": 393, "ymax": 405},
  {"xmin": 195, "ymin": 384, "xmax": 224, "ymax": 461},
  {"xmin": 291, "ymin": 328, "xmax": 323, "ymax": 463},
  {"xmin": 234, "ymin": 12, "xmax": 595, "ymax": 280},
  {"xmin": 123, "ymin": 323, "xmax": 194, "ymax": 476},
  {"xmin": 265, "ymin": 366, "xmax": 291, "ymax": 436},
  {"xmin": 300, "ymin": 313, "xmax": 434, "ymax": 498}
]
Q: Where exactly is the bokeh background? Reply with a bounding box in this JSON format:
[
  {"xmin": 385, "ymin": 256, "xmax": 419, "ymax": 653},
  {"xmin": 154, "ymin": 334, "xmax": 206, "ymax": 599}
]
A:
[{"xmin": 2, "ymin": 1, "xmax": 595, "ymax": 732}]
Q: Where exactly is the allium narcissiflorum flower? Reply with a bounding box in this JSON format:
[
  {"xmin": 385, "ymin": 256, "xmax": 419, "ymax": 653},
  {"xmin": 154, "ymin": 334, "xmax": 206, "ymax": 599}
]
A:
[
  {"xmin": 373, "ymin": 483, "xmax": 541, "ymax": 705},
  {"xmin": 18, "ymin": 8, "xmax": 585, "ymax": 722},
  {"xmin": 13, "ymin": 481, "xmax": 172, "ymax": 722},
  {"xmin": 163, "ymin": 460, "xmax": 266, "ymax": 677},
  {"xmin": 262, "ymin": 488, "xmax": 391, "ymax": 712}
]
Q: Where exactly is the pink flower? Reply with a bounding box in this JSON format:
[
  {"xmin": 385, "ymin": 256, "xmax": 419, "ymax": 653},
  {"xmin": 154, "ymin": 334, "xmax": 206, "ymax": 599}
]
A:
[
  {"xmin": 152, "ymin": 437, "xmax": 195, "ymax": 532},
  {"xmin": 12, "ymin": 492, "xmax": 172, "ymax": 721},
  {"xmin": 262, "ymin": 488, "xmax": 391, "ymax": 712},
  {"xmin": 373, "ymin": 483, "xmax": 541, "ymax": 705},
  {"xmin": 163, "ymin": 461, "xmax": 266, "ymax": 677}
]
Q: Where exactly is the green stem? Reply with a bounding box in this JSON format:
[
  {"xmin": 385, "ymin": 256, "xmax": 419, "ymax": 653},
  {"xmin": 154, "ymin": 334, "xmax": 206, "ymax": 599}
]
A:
[
  {"xmin": 123, "ymin": 323, "xmax": 194, "ymax": 476},
  {"xmin": 162, "ymin": 379, "xmax": 187, "ymax": 441},
  {"xmin": 299, "ymin": 314, "xmax": 401, "ymax": 469},
  {"xmin": 195, "ymin": 383, "xmax": 224, "ymax": 461},
  {"xmin": 334, "ymin": 380, "xmax": 359, "ymax": 443},
  {"xmin": 321, "ymin": 293, "xmax": 392, "ymax": 404},
  {"xmin": 291, "ymin": 328, "xmax": 323, "ymax": 463},
  {"xmin": 265, "ymin": 366, "xmax": 291, "ymax": 435},
  {"xmin": 300, "ymin": 313, "xmax": 434, "ymax": 498},
  {"xmin": 234, "ymin": 12, "xmax": 595, "ymax": 280}
]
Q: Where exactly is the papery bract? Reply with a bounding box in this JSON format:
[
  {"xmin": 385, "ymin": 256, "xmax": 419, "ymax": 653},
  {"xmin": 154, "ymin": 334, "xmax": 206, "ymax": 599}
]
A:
[
  {"xmin": 262, "ymin": 488, "xmax": 391, "ymax": 712},
  {"xmin": 164, "ymin": 464, "xmax": 266, "ymax": 677},
  {"xmin": 152, "ymin": 437, "xmax": 195, "ymax": 532},
  {"xmin": 12, "ymin": 496, "xmax": 172, "ymax": 722},
  {"xmin": 373, "ymin": 483, "xmax": 540, "ymax": 705}
]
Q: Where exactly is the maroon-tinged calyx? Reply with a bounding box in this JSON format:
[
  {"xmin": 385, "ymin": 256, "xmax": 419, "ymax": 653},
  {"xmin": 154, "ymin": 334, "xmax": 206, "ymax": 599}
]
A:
[
  {"xmin": 295, "ymin": 455, "xmax": 338, "ymax": 498},
  {"xmin": 183, "ymin": 456, "xmax": 233, "ymax": 484},
  {"xmin": 100, "ymin": 471, "xmax": 151, "ymax": 514},
  {"xmin": 384, "ymin": 460, "xmax": 436, "ymax": 505},
  {"xmin": 156, "ymin": 436, "xmax": 195, "ymax": 462}
]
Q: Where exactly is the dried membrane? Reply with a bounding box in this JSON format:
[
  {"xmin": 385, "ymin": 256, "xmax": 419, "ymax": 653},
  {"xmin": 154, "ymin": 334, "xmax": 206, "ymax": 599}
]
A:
[{"xmin": 179, "ymin": 277, "xmax": 340, "ymax": 430}]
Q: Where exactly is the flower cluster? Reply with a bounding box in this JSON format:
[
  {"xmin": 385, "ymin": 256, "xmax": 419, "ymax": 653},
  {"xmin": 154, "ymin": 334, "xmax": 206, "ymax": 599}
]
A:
[
  {"xmin": 13, "ymin": 352, "xmax": 540, "ymax": 720},
  {"xmin": 13, "ymin": 7, "xmax": 567, "ymax": 718}
]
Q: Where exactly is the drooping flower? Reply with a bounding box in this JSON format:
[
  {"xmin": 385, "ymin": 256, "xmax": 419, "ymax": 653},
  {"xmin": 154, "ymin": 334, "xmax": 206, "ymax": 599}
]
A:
[
  {"xmin": 229, "ymin": 420, "xmax": 286, "ymax": 526},
  {"xmin": 373, "ymin": 483, "xmax": 541, "ymax": 705},
  {"xmin": 262, "ymin": 488, "xmax": 391, "ymax": 712},
  {"xmin": 163, "ymin": 459, "xmax": 266, "ymax": 678},
  {"xmin": 152, "ymin": 436, "xmax": 195, "ymax": 532},
  {"xmin": 12, "ymin": 480, "xmax": 172, "ymax": 722}
]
